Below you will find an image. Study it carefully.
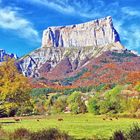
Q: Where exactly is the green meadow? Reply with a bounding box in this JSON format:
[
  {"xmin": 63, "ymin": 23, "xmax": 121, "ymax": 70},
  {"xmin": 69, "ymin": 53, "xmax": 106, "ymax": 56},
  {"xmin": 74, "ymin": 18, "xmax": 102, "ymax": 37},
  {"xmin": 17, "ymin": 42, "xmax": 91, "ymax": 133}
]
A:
[{"xmin": 1, "ymin": 114, "xmax": 140, "ymax": 139}]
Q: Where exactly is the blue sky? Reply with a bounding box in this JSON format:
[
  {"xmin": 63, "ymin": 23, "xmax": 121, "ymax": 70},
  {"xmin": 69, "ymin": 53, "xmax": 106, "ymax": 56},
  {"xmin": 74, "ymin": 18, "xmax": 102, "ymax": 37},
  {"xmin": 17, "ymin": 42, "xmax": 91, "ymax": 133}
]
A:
[{"xmin": 0, "ymin": 0, "xmax": 140, "ymax": 57}]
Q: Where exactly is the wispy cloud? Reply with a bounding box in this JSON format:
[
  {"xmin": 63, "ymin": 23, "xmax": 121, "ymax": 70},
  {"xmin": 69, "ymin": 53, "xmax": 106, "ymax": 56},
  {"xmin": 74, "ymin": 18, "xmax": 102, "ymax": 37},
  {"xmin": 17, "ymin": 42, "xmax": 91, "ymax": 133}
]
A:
[
  {"xmin": 125, "ymin": 26, "xmax": 140, "ymax": 50},
  {"xmin": 0, "ymin": 0, "xmax": 139, "ymax": 52},
  {"xmin": 114, "ymin": 6, "xmax": 140, "ymax": 51},
  {"xmin": 26, "ymin": 0, "xmax": 104, "ymax": 19},
  {"xmin": 36, "ymin": 0, "xmax": 140, "ymax": 19},
  {"xmin": 114, "ymin": 18, "xmax": 140, "ymax": 51},
  {"xmin": 25, "ymin": 0, "xmax": 140, "ymax": 52},
  {"xmin": 0, "ymin": 6, "xmax": 40, "ymax": 42},
  {"xmin": 121, "ymin": 7, "xmax": 140, "ymax": 17},
  {"xmin": 27, "ymin": 0, "xmax": 75, "ymax": 14}
]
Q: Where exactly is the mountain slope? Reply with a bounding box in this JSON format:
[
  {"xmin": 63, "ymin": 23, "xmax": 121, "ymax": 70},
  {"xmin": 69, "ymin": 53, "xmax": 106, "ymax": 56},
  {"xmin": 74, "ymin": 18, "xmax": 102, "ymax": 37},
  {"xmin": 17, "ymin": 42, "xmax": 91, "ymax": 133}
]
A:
[
  {"xmin": 18, "ymin": 16, "xmax": 124, "ymax": 78},
  {"xmin": 31, "ymin": 50, "xmax": 140, "ymax": 88},
  {"xmin": 17, "ymin": 16, "xmax": 140, "ymax": 89}
]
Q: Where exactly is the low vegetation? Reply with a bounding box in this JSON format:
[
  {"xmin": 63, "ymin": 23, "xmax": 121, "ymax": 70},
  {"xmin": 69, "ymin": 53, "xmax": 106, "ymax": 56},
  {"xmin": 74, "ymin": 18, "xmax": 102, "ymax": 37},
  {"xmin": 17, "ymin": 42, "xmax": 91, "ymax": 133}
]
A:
[
  {"xmin": 0, "ymin": 115, "xmax": 140, "ymax": 139},
  {"xmin": 28, "ymin": 84, "xmax": 140, "ymax": 117},
  {"xmin": 1, "ymin": 127, "xmax": 73, "ymax": 140},
  {"xmin": 111, "ymin": 123, "xmax": 140, "ymax": 140},
  {"xmin": 0, "ymin": 58, "xmax": 140, "ymax": 139}
]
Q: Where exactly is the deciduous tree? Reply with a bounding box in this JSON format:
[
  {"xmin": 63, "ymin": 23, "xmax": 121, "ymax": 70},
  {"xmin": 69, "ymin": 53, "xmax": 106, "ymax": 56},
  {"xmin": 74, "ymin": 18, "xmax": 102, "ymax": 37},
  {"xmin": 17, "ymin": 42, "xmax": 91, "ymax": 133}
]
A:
[{"xmin": 0, "ymin": 59, "xmax": 31, "ymax": 116}]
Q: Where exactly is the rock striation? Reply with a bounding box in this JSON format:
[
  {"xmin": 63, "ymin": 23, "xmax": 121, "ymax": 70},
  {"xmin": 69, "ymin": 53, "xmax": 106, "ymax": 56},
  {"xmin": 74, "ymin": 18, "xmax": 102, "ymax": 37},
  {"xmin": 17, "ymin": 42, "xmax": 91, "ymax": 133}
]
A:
[
  {"xmin": 19, "ymin": 16, "xmax": 124, "ymax": 78},
  {"xmin": 42, "ymin": 16, "xmax": 120, "ymax": 48}
]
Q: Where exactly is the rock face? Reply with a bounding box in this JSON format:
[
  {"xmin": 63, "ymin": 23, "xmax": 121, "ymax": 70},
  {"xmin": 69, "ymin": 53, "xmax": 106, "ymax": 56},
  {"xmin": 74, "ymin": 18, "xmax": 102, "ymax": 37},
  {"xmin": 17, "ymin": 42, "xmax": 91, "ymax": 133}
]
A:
[
  {"xmin": 19, "ymin": 16, "xmax": 124, "ymax": 78},
  {"xmin": 0, "ymin": 49, "xmax": 17, "ymax": 62},
  {"xmin": 42, "ymin": 16, "xmax": 120, "ymax": 48}
]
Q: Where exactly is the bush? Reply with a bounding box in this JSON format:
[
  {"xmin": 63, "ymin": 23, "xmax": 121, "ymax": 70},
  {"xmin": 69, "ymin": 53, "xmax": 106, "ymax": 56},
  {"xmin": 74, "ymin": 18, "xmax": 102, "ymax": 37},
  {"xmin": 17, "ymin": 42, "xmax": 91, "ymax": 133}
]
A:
[
  {"xmin": 52, "ymin": 96, "xmax": 67, "ymax": 113},
  {"xmin": 67, "ymin": 91, "xmax": 87, "ymax": 114},
  {"xmin": 0, "ymin": 107, "xmax": 9, "ymax": 117},
  {"xmin": 111, "ymin": 123, "xmax": 140, "ymax": 140},
  {"xmin": 99, "ymin": 85, "xmax": 123, "ymax": 114},
  {"xmin": 127, "ymin": 123, "xmax": 140, "ymax": 140},
  {"xmin": 16, "ymin": 106, "xmax": 33, "ymax": 116},
  {"xmin": 0, "ymin": 127, "xmax": 7, "ymax": 140},
  {"xmin": 30, "ymin": 128, "xmax": 73, "ymax": 140},
  {"xmin": 110, "ymin": 130, "xmax": 126, "ymax": 140},
  {"xmin": 31, "ymin": 88, "xmax": 55, "ymax": 97},
  {"xmin": 88, "ymin": 96, "xmax": 100, "ymax": 115},
  {"xmin": 127, "ymin": 98, "xmax": 140, "ymax": 113},
  {"xmin": 134, "ymin": 82, "xmax": 140, "ymax": 92},
  {"xmin": 2, "ymin": 128, "xmax": 73, "ymax": 140},
  {"xmin": 11, "ymin": 128, "xmax": 31, "ymax": 140},
  {"xmin": 62, "ymin": 68, "xmax": 88, "ymax": 85}
]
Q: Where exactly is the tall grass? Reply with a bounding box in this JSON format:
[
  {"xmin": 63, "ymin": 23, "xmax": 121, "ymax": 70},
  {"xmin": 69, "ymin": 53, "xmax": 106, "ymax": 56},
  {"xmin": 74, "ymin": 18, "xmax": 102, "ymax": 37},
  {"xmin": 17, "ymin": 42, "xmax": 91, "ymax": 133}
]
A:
[
  {"xmin": 1, "ymin": 127, "xmax": 73, "ymax": 140},
  {"xmin": 111, "ymin": 123, "xmax": 140, "ymax": 140}
]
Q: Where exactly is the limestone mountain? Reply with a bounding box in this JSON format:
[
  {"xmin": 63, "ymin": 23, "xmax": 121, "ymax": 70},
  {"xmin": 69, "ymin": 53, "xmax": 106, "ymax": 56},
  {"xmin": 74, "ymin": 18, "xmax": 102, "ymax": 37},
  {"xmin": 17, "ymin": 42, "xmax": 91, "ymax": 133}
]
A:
[
  {"xmin": 19, "ymin": 16, "xmax": 124, "ymax": 80},
  {"xmin": 42, "ymin": 16, "xmax": 120, "ymax": 48}
]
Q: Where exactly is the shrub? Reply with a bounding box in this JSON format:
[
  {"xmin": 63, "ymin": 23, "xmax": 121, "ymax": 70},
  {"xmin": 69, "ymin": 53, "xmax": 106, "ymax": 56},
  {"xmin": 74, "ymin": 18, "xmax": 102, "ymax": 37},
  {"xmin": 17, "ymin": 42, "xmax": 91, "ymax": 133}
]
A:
[
  {"xmin": 127, "ymin": 98, "xmax": 140, "ymax": 113},
  {"xmin": 0, "ymin": 123, "xmax": 2, "ymax": 129},
  {"xmin": 52, "ymin": 96, "xmax": 67, "ymax": 113},
  {"xmin": 70, "ymin": 103, "xmax": 79, "ymax": 114},
  {"xmin": 110, "ymin": 123, "xmax": 140, "ymax": 140},
  {"xmin": 62, "ymin": 68, "xmax": 88, "ymax": 85},
  {"xmin": 99, "ymin": 85, "xmax": 123, "ymax": 114},
  {"xmin": 95, "ymin": 84, "xmax": 107, "ymax": 92},
  {"xmin": 0, "ymin": 127, "xmax": 7, "ymax": 140},
  {"xmin": 127, "ymin": 123, "xmax": 140, "ymax": 140},
  {"xmin": 88, "ymin": 96, "xmax": 100, "ymax": 115},
  {"xmin": 16, "ymin": 106, "xmax": 33, "ymax": 116},
  {"xmin": 11, "ymin": 128, "xmax": 31, "ymax": 140},
  {"xmin": 0, "ymin": 107, "xmax": 7, "ymax": 117},
  {"xmin": 67, "ymin": 91, "xmax": 87, "ymax": 114},
  {"xmin": 110, "ymin": 130, "xmax": 126, "ymax": 140},
  {"xmin": 30, "ymin": 128, "xmax": 73, "ymax": 140},
  {"xmin": 134, "ymin": 82, "xmax": 140, "ymax": 92},
  {"xmin": 31, "ymin": 88, "xmax": 55, "ymax": 97}
]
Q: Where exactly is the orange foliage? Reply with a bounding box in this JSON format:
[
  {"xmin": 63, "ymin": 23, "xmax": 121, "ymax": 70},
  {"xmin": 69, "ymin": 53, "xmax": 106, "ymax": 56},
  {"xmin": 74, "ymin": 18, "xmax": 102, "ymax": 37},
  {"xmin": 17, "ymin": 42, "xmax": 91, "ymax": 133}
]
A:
[
  {"xmin": 80, "ymin": 71, "xmax": 92, "ymax": 79},
  {"xmin": 127, "ymin": 71, "xmax": 140, "ymax": 84}
]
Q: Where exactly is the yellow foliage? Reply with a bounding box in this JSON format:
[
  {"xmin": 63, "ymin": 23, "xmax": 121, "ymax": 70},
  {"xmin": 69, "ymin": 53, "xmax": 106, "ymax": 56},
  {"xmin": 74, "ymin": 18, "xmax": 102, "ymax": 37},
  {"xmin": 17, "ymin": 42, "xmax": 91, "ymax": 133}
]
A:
[{"xmin": 0, "ymin": 59, "xmax": 31, "ymax": 110}]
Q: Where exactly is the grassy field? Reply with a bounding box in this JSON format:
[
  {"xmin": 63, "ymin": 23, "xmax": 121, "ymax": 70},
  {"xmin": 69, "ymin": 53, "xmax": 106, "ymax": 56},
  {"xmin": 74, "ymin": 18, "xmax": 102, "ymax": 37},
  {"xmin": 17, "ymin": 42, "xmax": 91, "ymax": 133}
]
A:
[{"xmin": 0, "ymin": 113, "xmax": 140, "ymax": 139}]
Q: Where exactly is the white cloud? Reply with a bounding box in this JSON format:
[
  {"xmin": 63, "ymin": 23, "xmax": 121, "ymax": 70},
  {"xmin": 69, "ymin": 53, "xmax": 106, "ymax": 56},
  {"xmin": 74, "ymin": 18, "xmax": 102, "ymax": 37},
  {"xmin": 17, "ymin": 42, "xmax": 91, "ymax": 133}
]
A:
[
  {"xmin": 126, "ymin": 26, "xmax": 140, "ymax": 50},
  {"xmin": 114, "ymin": 20, "xmax": 127, "ymax": 41},
  {"xmin": 27, "ymin": 0, "xmax": 75, "ymax": 14},
  {"xmin": 26, "ymin": 0, "xmax": 140, "ymax": 52},
  {"xmin": 26, "ymin": 0, "xmax": 104, "ymax": 19},
  {"xmin": 0, "ymin": 7, "xmax": 40, "ymax": 42},
  {"xmin": 114, "ymin": 19, "xmax": 140, "ymax": 51},
  {"xmin": 121, "ymin": 7, "xmax": 140, "ymax": 17}
]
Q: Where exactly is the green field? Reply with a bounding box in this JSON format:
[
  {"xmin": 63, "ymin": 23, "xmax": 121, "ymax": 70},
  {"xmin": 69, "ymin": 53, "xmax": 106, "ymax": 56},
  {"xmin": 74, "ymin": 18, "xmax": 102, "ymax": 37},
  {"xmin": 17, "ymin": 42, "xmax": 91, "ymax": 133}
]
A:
[{"xmin": 0, "ymin": 114, "xmax": 140, "ymax": 139}]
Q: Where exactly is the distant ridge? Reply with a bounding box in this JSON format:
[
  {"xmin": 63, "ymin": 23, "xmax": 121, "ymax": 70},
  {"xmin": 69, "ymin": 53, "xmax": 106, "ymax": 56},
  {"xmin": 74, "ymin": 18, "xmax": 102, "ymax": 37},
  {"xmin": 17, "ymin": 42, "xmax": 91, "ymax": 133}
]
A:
[{"xmin": 0, "ymin": 49, "xmax": 17, "ymax": 62}]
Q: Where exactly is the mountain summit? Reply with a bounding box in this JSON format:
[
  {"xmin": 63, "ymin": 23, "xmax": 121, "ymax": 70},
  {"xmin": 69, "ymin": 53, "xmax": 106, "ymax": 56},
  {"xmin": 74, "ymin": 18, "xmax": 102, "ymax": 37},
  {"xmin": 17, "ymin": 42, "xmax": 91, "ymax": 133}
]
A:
[
  {"xmin": 19, "ymin": 16, "xmax": 124, "ymax": 79},
  {"xmin": 42, "ymin": 16, "xmax": 120, "ymax": 48}
]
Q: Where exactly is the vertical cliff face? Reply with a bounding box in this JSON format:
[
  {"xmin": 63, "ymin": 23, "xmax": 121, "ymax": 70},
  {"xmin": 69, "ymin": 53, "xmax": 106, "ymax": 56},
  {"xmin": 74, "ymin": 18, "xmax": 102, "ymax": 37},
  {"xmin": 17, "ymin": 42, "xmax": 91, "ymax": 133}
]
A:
[
  {"xmin": 19, "ymin": 16, "xmax": 124, "ymax": 78},
  {"xmin": 42, "ymin": 16, "xmax": 120, "ymax": 48}
]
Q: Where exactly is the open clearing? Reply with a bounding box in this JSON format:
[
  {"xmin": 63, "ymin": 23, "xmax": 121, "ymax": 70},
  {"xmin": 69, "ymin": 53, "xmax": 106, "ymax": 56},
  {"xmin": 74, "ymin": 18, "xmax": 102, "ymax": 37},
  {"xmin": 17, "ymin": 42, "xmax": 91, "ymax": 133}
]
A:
[{"xmin": 0, "ymin": 114, "xmax": 140, "ymax": 139}]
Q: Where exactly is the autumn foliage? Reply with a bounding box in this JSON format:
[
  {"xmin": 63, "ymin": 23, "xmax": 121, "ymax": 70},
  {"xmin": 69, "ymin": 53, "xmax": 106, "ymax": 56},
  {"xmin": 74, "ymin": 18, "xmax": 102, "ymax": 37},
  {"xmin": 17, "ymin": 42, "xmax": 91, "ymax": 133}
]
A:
[{"xmin": 0, "ymin": 59, "xmax": 31, "ymax": 116}]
